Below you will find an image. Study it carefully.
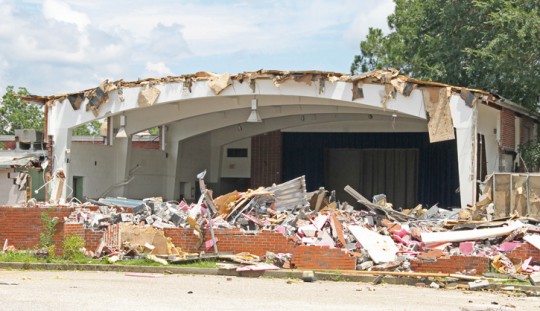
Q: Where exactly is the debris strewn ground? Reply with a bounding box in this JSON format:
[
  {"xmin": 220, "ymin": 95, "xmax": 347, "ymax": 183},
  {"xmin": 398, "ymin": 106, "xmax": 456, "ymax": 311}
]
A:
[{"xmin": 30, "ymin": 172, "xmax": 535, "ymax": 288}]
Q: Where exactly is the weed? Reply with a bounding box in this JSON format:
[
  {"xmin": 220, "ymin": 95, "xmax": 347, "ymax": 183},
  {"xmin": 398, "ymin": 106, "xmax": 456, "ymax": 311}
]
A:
[
  {"xmin": 62, "ymin": 234, "xmax": 86, "ymax": 261},
  {"xmin": 39, "ymin": 212, "xmax": 58, "ymax": 248},
  {"xmin": 0, "ymin": 251, "xmax": 40, "ymax": 263}
]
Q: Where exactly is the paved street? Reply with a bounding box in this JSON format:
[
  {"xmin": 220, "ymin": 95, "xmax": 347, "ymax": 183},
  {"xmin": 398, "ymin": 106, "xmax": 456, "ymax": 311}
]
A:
[{"xmin": 0, "ymin": 269, "xmax": 538, "ymax": 311}]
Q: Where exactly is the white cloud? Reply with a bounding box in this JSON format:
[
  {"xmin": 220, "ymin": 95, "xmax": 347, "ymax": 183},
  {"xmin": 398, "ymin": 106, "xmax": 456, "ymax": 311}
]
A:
[
  {"xmin": 145, "ymin": 62, "xmax": 173, "ymax": 76},
  {"xmin": 345, "ymin": 0, "xmax": 395, "ymax": 47},
  {"xmin": 0, "ymin": 54, "xmax": 9, "ymax": 89},
  {"xmin": 42, "ymin": 0, "xmax": 90, "ymax": 31},
  {"xmin": 0, "ymin": 0, "xmax": 396, "ymax": 95}
]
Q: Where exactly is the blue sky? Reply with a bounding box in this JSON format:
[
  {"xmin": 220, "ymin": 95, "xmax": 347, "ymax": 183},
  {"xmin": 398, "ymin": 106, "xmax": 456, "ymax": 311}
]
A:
[{"xmin": 0, "ymin": 0, "xmax": 395, "ymax": 95}]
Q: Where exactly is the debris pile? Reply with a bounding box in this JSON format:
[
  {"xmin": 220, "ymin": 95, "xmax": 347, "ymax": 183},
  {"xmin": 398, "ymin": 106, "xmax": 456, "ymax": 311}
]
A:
[{"xmin": 63, "ymin": 173, "xmax": 540, "ymax": 284}]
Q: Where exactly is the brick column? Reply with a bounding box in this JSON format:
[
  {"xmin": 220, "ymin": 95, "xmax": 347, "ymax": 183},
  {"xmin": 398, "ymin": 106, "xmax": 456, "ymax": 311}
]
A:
[
  {"xmin": 500, "ymin": 108, "xmax": 515, "ymax": 150},
  {"xmin": 251, "ymin": 131, "xmax": 282, "ymax": 188}
]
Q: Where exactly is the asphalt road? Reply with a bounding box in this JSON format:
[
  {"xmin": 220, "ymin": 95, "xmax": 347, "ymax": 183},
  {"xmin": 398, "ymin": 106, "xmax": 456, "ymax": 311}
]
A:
[{"xmin": 0, "ymin": 269, "xmax": 538, "ymax": 311}]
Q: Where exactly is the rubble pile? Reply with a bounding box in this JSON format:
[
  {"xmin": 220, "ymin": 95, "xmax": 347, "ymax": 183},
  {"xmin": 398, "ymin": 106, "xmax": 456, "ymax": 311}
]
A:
[{"xmin": 63, "ymin": 174, "xmax": 540, "ymax": 283}]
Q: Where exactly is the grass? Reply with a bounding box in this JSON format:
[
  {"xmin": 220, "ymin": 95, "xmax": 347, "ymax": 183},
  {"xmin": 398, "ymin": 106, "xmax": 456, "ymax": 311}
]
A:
[
  {"xmin": 174, "ymin": 260, "xmax": 218, "ymax": 268},
  {"xmin": 0, "ymin": 251, "xmax": 218, "ymax": 268},
  {"xmin": 499, "ymin": 279, "xmax": 531, "ymax": 286},
  {"xmin": 0, "ymin": 251, "xmax": 42, "ymax": 263}
]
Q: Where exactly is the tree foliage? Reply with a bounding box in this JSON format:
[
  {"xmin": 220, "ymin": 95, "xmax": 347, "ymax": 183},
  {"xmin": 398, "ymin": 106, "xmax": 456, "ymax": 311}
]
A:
[
  {"xmin": 72, "ymin": 121, "xmax": 102, "ymax": 136},
  {"xmin": 351, "ymin": 0, "xmax": 540, "ymax": 109},
  {"xmin": 0, "ymin": 86, "xmax": 44, "ymax": 134}
]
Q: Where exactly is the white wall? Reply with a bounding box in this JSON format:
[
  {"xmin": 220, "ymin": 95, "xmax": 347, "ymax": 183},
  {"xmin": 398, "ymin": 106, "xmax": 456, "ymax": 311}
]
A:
[
  {"xmin": 177, "ymin": 133, "xmax": 212, "ymax": 183},
  {"xmin": 221, "ymin": 138, "xmax": 251, "ymax": 178},
  {"xmin": 70, "ymin": 143, "xmax": 115, "ymax": 199},
  {"xmin": 0, "ymin": 168, "xmax": 25, "ymax": 205},
  {"xmin": 449, "ymin": 95, "xmax": 475, "ymax": 208},
  {"xmin": 125, "ymin": 148, "xmax": 167, "ymax": 199},
  {"xmin": 477, "ymin": 104, "xmax": 501, "ymax": 175}
]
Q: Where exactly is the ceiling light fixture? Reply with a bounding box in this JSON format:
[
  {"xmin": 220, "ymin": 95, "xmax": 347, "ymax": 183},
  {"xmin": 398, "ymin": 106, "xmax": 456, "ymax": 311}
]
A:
[
  {"xmin": 116, "ymin": 114, "xmax": 127, "ymax": 138},
  {"xmin": 247, "ymin": 99, "xmax": 262, "ymax": 123}
]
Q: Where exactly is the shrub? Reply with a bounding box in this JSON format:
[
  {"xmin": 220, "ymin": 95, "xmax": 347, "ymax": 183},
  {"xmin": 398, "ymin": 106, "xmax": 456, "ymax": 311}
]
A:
[
  {"xmin": 39, "ymin": 212, "xmax": 58, "ymax": 248},
  {"xmin": 62, "ymin": 234, "xmax": 86, "ymax": 261},
  {"xmin": 519, "ymin": 140, "xmax": 540, "ymax": 172}
]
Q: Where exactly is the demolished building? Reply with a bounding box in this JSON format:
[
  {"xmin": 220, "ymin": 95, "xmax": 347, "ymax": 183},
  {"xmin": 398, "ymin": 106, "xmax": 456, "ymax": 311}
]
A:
[{"xmin": 21, "ymin": 69, "xmax": 539, "ymax": 210}]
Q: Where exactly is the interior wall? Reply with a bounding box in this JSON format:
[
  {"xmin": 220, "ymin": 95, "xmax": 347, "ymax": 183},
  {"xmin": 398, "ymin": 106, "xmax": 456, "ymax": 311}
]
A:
[
  {"xmin": 0, "ymin": 168, "xmax": 24, "ymax": 205},
  {"xmin": 176, "ymin": 133, "xmax": 212, "ymax": 200},
  {"xmin": 477, "ymin": 104, "xmax": 501, "ymax": 176},
  {"xmin": 125, "ymin": 148, "xmax": 167, "ymax": 199},
  {"xmin": 70, "ymin": 143, "xmax": 115, "ymax": 199},
  {"xmin": 221, "ymin": 138, "xmax": 251, "ymax": 178}
]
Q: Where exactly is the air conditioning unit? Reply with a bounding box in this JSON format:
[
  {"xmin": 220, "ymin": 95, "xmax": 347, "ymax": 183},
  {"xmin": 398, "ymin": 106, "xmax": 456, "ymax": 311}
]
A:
[{"xmin": 15, "ymin": 129, "xmax": 43, "ymax": 143}]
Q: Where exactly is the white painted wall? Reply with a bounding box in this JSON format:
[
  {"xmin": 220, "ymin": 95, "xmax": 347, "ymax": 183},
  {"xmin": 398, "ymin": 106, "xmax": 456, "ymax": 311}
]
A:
[
  {"xmin": 449, "ymin": 95, "xmax": 475, "ymax": 208},
  {"xmin": 0, "ymin": 168, "xmax": 25, "ymax": 205},
  {"xmin": 477, "ymin": 104, "xmax": 501, "ymax": 175},
  {"xmin": 221, "ymin": 138, "xmax": 251, "ymax": 178},
  {"xmin": 125, "ymin": 148, "xmax": 167, "ymax": 199},
  {"xmin": 70, "ymin": 143, "xmax": 115, "ymax": 199},
  {"xmin": 177, "ymin": 133, "xmax": 212, "ymax": 184}
]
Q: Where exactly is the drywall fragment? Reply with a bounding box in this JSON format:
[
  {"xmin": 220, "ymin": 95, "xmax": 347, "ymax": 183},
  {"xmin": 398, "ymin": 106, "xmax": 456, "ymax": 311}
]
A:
[
  {"xmin": 183, "ymin": 77, "xmax": 193, "ymax": 92},
  {"xmin": 318, "ymin": 77, "xmax": 325, "ymax": 94},
  {"xmin": 468, "ymin": 280, "xmax": 489, "ymax": 289},
  {"xmin": 68, "ymin": 94, "xmax": 84, "ymax": 110},
  {"xmin": 273, "ymin": 74, "xmax": 292, "ymax": 87},
  {"xmin": 423, "ymin": 87, "xmax": 455, "ymax": 143},
  {"xmin": 86, "ymin": 80, "xmax": 110, "ymax": 117},
  {"xmin": 352, "ymin": 81, "xmax": 364, "ymax": 100},
  {"xmin": 146, "ymin": 254, "xmax": 168, "ymax": 265},
  {"xmin": 459, "ymin": 241, "xmax": 475, "ymax": 256},
  {"xmin": 421, "ymin": 221, "xmax": 523, "ymax": 245},
  {"xmin": 137, "ymin": 84, "xmax": 161, "ymax": 106},
  {"xmin": 358, "ymin": 261, "xmax": 374, "ymax": 270},
  {"xmin": 236, "ymin": 263, "xmax": 279, "ymax": 272},
  {"xmin": 208, "ymin": 73, "xmax": 232, "ymax": 95},
  {"xmin": 299, "ymin": 224, "xmax": 317, "ymax": 237},
  {"xmin": 205, "ymin": 238, "xmax": 218, "ymax": 251},
  {"xmin": 348, "ymin": 225, "xmax": 398, "ymax": 264},
  {"xmin": 293, "ymin": 74, "xmax": 313, "ymax": 86},
  {"xmin": 390, "ymin": 79, "xmax": 415, "ymax": 96},
  {"xmin": 524, "ymin": 234, "xmax": 540, "ymax": 250},
  {"xmin": 460, "ymin": 89, "xmax": 480, "ymax": 107},
  {"xmin": 530, "ymin": 272, "xmax": 540, "ymax": 285}
]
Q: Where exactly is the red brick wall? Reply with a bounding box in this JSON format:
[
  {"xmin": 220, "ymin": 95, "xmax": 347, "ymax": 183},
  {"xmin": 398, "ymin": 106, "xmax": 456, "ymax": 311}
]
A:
[
  {"xmin": 1, "ymin": 141, "xmax": 16, "ymax": 150},
  {"xmin": 131, "ymin": 141, "xmax": 160, "ymax": 149},
  {"xmin": 507, "ymin": 243, "xmax": 540, "ymax": 264},
  {"xmin": 0, "ymin": 207, "xmax": 73, "ymax": 249},
  {"xmin": 164, "ymin": 228, "xmax": 296, "ymax": 256},
  {"xmin": 290, "ymin": 245, "xmax": 356, "ymax": 270},
  {"xmin": 500, "ymin": 108, "xmax": 516, "ymax": 149},
  {"xmin": 410, "ymin": 255, "xmax": 490, "ymax": 275},
  {"xmin": 251, "ymin": 131, "xmax": 282, "ymax": 187}
]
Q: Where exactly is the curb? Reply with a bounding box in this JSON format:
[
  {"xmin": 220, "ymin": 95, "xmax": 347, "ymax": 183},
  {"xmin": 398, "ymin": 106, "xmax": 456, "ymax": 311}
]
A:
[{"xmin": 1, "ymin": 262, "xmax": 539, "ymax": 292}]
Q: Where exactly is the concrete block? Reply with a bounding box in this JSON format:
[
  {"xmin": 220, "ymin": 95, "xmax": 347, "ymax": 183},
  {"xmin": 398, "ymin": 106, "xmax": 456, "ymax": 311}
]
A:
[
  {"xmin": 358, "ymin": 261, "xmax": 374, "ymax": 271},
  {"xmin": 302, "ymin": 270, "xmax": 316, "ymax": 282},
  {"xmin": 530, "ymin": 272, "xmax": 540, "ymax": 285},
  {"xmin": 468, "ymin": 280, "xmax": 489, "ymax": 289}
]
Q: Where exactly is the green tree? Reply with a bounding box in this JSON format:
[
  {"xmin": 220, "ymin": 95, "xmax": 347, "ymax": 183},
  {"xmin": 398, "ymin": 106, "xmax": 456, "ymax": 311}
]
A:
[
  {"xmin": 0, "ymin": 86, "xmax": 44, "ymax": 134},
  {"xmin": 72, "ymin": 120, "xmax": 102, "ymax": 136},
  {"xmin": 351, "ymin": 0, "xmax": 540, "ymax": 109}
]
